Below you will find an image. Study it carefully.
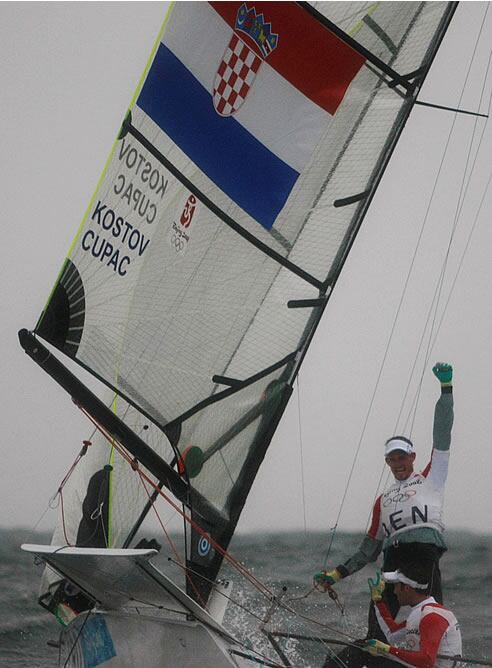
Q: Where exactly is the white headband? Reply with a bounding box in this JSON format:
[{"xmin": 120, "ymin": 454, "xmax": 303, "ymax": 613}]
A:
[
  {"xmin": 383, "ymin": 570, "xmax": 428, "ymax": 589},
  {"xmin": 384, "ymin": 437, "xmax": 414, "ymax": 457}
]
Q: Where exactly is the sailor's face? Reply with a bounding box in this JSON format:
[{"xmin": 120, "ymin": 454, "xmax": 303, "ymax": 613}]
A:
[
  {"xmin": 385, "ymin": 451, "xmax": 416, "ymax": 480},
  {"xmin": 394, "ymin": 582, "xmax": 411, "ymax": 605}
]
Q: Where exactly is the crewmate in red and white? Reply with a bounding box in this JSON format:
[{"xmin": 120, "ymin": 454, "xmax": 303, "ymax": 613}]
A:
[{"xmin": 363, "ymin": 565, "xmax": 462, "ymax": 667}]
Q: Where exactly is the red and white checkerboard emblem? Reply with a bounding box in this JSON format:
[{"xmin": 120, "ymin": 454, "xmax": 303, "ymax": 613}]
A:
[{"xmin": 213, "ymin": 34, "xmax": 262, "ymax": 117}]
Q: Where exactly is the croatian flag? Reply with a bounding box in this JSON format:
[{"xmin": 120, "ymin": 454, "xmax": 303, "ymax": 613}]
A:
[{"xmin": 137, "ymin": 2, "xmax": 365, "ymax": 230}]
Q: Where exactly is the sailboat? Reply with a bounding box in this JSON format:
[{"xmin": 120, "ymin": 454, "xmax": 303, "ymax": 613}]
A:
[{"xmin": 19, "ymin": 2, "xmax": 463, "ymax": 666}]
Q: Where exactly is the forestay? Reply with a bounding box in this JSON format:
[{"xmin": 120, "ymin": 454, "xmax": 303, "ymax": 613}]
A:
[{"xmin": 28, "ymin": 1, "xmax": 456, "ymax": 607}]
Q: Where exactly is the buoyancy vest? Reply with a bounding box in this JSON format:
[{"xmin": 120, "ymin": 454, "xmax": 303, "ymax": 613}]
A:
[
  {"xmin": 368, "ymin": 450, "xmax": 449, "ymax": 543},
  {"xmin": 376, "ymin": 596, "xmax": 462, "ymax": 668},
  {"xmin": 403, "ymin": 598, "xmax": 462, "ymax": 667}
]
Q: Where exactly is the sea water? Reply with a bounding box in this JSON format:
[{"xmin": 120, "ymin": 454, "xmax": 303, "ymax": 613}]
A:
[{"xmin": 1, "ymin": 528, "xmax": 490, "ymax": 667}]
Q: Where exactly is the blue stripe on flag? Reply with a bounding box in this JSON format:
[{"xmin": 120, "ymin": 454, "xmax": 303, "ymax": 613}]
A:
[{"xmin": 137, "ymin": 44, "xmax": 299, "ymax": 229}]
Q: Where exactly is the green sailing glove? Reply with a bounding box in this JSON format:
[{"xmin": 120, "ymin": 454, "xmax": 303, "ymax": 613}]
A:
[
  {"xmin": 362, "ymin": 639, "xmax": 390, "ymax": 657},
  {"xmin": 368, "ymin": 570, "xmax": 385, "ymax": 602},
  {"xmin": 432, "ymin": 362, "xmax": 452, "ymax": 386},
  {"xmin": 313, "ymin": 568, "xmax": 342, "ymax": 590}
]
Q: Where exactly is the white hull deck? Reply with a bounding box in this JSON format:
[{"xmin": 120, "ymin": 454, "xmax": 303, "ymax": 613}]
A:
[{"xmin": 22, "ymin": 545, "xmax": 261, "ymax": 667}]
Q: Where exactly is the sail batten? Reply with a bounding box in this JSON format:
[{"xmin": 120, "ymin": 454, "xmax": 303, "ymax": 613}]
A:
[{"xmin": 24, "ymin": 1, "xmax": 457, "ymax": 611}]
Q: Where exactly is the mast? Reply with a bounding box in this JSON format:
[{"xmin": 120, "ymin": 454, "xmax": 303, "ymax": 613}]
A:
[{"xmin": 285, "ymin": 1, "xmax": 459, "ymax": 389}]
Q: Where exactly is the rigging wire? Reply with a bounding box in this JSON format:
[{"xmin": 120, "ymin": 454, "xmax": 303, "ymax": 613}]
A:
[
  {"xmin": 76, "ymin": 403, "xmax": 277, "ymax": 600},
  {"xmin": 395, "ymin": 5, "xmax": 491, "ymax": 435},
  {"xmin": 50, "ymin": 78, "xmax": 491, "ymax": 668},
  {"xmin": 75, "ymin": 404, "xmax": 363, "ymax": 667},
  {"xmin": 430, "ymin": 170, "xmax": 492, "ymax": 354},
  {"xmin": 318, "ymin": 8, "xmax": 491, "ymax": 627},
  {"xmin": 46, "ymin": 18, "xmax": 492, "ymax": 651},
  {"xmin": 369, "ymin": 22, "xmax": 492, "ymax": 549},
  {"xmin": 168, "ymin": 556, "xmax": 269, "ymax": 625},
  {"xmin": 168, "ymin": 556, "xmax": 351, "ymax": 668},
  {"xmin": 408, "ymin": 67, "xmax": 492, "ymax": 430},
  {"xmin": 295, "ymin": 375, "xmax": 309, "ymax": 537},
  {"xmin": 409, "ymin": 165, "xmax": 490, "ymax": 431},
  {"xmin": 62, "ymin": 609, "xmax": 92, "ymax": 668},
  {"xmin": 339, "ymin": 17, "xmax": 492, "ymax": 627},
  {"xmin": 137, "ymin": 471, "xmax": 207, "ymax": 607}
]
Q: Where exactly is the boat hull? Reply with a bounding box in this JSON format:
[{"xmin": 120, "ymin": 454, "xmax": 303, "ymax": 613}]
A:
[{"xmin": 59, "ymin": 610, "xmax": 250, "ymax": 667}]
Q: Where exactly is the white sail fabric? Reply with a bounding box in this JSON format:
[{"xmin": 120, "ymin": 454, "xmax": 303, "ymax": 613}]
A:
[
  {"xmin": 39, "ymin": 1, "xmax": 451, "ymax": 418},
  {"xmin": 33, "ymin": 2, "xmax": 455, "ymax": 602}
]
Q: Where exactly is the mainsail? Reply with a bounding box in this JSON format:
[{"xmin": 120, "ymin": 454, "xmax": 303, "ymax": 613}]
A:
[{"xmin": 20, "ymin": 1, "xmax": 457, "ymax": 609}]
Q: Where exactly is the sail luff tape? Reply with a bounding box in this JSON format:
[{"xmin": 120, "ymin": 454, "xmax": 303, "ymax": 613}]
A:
[
  {"xmin": 106, "ymin": 394, "xmax": 119, "ymax": 549},
  {"xmin": 109, "ymin": 2, "xmax": 176, "ymax": 391},
  {"xmin": 64, "ymin": 2, "xmax": 174, "ymax": 264},
  {"xmin": 38, "ymin": 4, "xmax": 175, "ymax": 322},
  {"xmin": 127, "ymin": 3, "xmax": 174, "ymax": 111}
]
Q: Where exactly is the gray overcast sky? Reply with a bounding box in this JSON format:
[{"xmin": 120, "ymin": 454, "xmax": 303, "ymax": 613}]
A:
[{"xmin": 1, "ymin": 2, "xmax": 491, "ymax": 538}]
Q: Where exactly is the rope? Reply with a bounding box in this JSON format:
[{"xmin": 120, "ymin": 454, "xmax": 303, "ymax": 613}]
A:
[
  {"xmin": 167, "ymin": 556, "xmax": 269, "ymax": 624},
  {"xmin": 59, "ymin": 490, "xmax": 72, "ymax": 547},
  {"xmin": 137, "ymin": 472, "xmax": 207, "ymax": 608},
  {"xmin": 44, "ymin": 440, "xmax": 94, "ymax": 547},
  {"xmin": 270, "ymin": 633, "xmax": 492, "ymax": 667},
  {"xmin": 76, "ymin": 403, "xmax": 276, "ymax": 602},
  {"xmin": 73, "ymin": 404, "xmax": 360, "ymax": 668}
]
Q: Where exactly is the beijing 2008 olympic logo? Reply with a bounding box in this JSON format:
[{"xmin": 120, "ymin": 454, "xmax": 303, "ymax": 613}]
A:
[
  {"xmin": 169, "ymin": 194, "xmax": 197, "ymax": 255},
  {"xmin": 180, "ymin": 194, "xmax": 197, "ymax": 228}
]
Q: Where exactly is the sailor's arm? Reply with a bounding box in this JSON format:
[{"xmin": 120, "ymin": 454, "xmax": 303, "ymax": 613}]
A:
[
  {"xmin": 363, "ymin": 613, "xmax": 450, "ymax": 668},
  {"xmin": 336, "ymin": 533, "xmax": 382, "ymax": 577},
  {"xmin": 313, "ymin": 499, "xmax": 383, "ymax": 588},
  {"xmin": 373, "ymin": 599, "xmax": 407, "ymax": 644},
  {"xmin": 423, "ymin": 363, "xmax": 454, "ymax": 487},
  {"xmin": 432, "ymin": 365, "xmax": 453, "ymax": 453}
]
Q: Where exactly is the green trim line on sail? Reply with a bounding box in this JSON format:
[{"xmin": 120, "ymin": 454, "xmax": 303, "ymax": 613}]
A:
[
  {"xmin": 126, "ymin": 2, "xmax": 174, "ymax": 111},
  {"xmin": 111, "ymin": 2, "xmax": 175, "ymax": 394},
  {"xmin": 107, "ymin": 393, "xmax": 119, "ymax": 549},
  {"xmin": 36, "ymin": 3, "xmax": 174, "ymax": 326}
]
